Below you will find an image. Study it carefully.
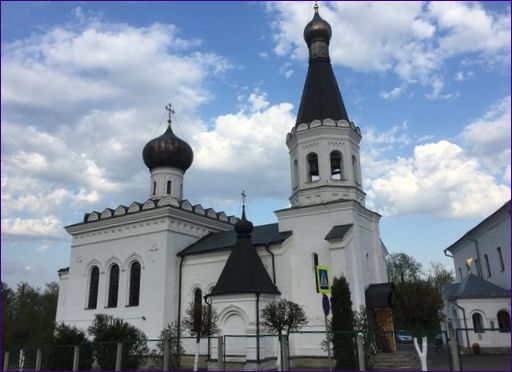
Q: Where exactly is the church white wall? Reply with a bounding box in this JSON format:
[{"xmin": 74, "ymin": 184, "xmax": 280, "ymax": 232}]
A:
[
  {"xmin": 450, "ymin": 208, "xmax": 510, "ymax": 289},
  {"xmin": 57, "ymin": 208, "xmax": 232, "ymax": 339},
  {"xmin": 275, "ymin": 200, "xmax": 386, "ymax": 329}
]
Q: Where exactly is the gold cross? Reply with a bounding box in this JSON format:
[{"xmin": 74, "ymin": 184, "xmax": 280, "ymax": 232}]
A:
[
  {"xmin": 241, "ymin": 190, "xmax": 247, "ymax": 207},
  {"xmin": 165, "ymin": 103, "xmax": 175, "ymax": 125}
]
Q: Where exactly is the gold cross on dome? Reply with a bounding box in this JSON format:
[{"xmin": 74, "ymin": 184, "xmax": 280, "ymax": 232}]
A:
[{"xmin": 241, "ymin": 190, "xmax": 247, "ymax": 207}]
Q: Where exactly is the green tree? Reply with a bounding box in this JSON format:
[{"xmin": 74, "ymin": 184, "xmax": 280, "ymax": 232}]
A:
[
  {"xmin": 331, "ymin": 276, "xmax": 356, "ymax": 370},
  {"xmin": 182, "ymin": 302, "xmax": 219, "ymax": 337},
  {"xmin": 428, "ymin": 262, "xmax": 454, "ymax": 289},
  {"xmin": 386, "ymin": 253, "xmax": 422, "ymax": 283},
  {"xmin": 2, "ymin": 282, "xmax": 16, "ymax": 351},
  {"xmin": 42, "ymin": 323, "xmax": 93, "ymax": 370},
  {"xmin": 153, "ymin": 322, "xmax": 183, "ymax": 369},
  {"xmin": 88, "ymin": 314, "xmax": 148, "ymax": 370},
  {"xmin": 262, "ymin": 299, "xmax": 308, "ymax": 337}
]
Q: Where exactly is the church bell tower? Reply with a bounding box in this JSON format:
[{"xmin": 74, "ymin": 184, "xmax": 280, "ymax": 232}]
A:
[{"xmin": 287, "ymin": 4, "xmax": 365, "ymax": 208}]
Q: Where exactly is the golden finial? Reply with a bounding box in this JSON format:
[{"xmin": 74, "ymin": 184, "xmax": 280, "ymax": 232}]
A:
[{"xmin": 465, "ymin": 257, "xmax": 474, "ymax": 273}]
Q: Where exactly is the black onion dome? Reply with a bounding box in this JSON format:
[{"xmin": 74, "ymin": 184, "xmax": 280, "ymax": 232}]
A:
[
  {"xmin": 234, "ymin": 206, "xmax": 253, "ymax": 237},
  {"xmin": 304, "ymin": 6, "xmax": 332, "ymax": 45},
  {"xmin": 142, "ymin": 126, "xmax": 194, "ymax": 172}
]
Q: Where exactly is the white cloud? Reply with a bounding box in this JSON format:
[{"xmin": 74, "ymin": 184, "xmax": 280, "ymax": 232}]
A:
[
  {"xmin": 365, "ymin": 140, "xmax": 510, "ymax": 218},
  {"xmin": 267, "ymin": 1, "xmax": 510, "ymax": 96},
  {"xmin": 380, "ymin": 83, "xmax": 409, "ymax": 100},
  {"xmin": 1, "ymin": 216, "xmax": 64, "ymax": 238},
  {"xmin": 460, "ymin": 96, "xmax": 511, "ymax": 174}
]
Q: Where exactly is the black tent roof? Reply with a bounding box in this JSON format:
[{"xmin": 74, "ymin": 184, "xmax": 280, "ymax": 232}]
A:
[{"xmin": 209, "ymin": 212, "xmax": 280, "ymax": 296}]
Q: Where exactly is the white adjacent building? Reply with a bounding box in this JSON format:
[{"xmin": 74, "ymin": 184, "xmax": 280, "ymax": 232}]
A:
[
  {"xmin": 443, "ymin": 200, "xmax": 511, "ymax": 352},
  {"xmin": 56, "ymin": 6, "xmax": 391, "ymax": 367}
]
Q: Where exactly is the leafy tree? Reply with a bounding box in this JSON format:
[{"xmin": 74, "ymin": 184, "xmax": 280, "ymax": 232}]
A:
[
  {"xmin": 331, "ymin": 276, "xmax": 356, "ymax": 370},
  {"xmin": 88, "ymin": 314, "xmax": 148, "ymax": 370},
  {"xmin": 428, "ymin": 262, "xmax": 454, "ymax": 289},
  {"xmin": 393, "ymin": 280, "xmax": 444, "ymax": 330},
  {"xmin": 153, "ymin": 322, "xmax": 183, "ymax": 369},
  {"xmin": 386, "ymin": 253, "xmax": 422, "ymax": 284},
  {"xmin": 42, "ymin": 323, "xmax": 93, "ymax": 370},
  {"xmin": 262, "ymin": 299, "xmax": 308, "ymax": 337},
  {"xmin": 182, "ymin": 303, "xmax": 219, "ymax": 337},
  {"xmin": 2, "ymin": 281, "xmax": 16, "ymax": 350}
]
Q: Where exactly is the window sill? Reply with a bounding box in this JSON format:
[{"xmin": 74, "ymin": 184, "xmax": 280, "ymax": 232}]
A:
[
  {"xmin": 85, "ymin": 307, "xmax": 97, "ymax": 310},
  {"xmin": 104, "ymin": 306, "xmax": 118, "ymax": 309},
  {"xmin": 125, "ymin": 305, "xmax": 139, "ymax": 308}
]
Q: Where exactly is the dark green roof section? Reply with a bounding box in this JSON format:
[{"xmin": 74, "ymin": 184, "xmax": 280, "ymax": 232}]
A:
[
  {"xmin": 324, "ymin": 224, "xmax": 353, "ymax": 241},
  {"xmin": 178, "ymin": 223, "xmax": 292, "ymax": 257},
  {"xmin": 444, "ymin": 274, "xmax": 510, "ymax": 300}
]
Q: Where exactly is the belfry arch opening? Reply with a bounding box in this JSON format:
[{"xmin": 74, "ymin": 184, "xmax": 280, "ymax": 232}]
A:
[
  {"xmin": 330, "ymin": 150, "xmax": 343, "ymax": 180},
  {"xmin": 307, "ymin": 153, "xmax": 320, "ymax": 182}
]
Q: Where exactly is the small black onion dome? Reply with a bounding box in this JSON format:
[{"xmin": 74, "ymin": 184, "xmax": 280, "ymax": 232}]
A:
[
  {"xmin": 235, "ymin": 206, "xmax": 253, "ymax": 237},
  {"xmin": 142, "ymin": 125, "xmax": 194, "ymax": 172},
  {"xmin": 304, "ymin": 5, "xmax": 332, "ymax": 46}
]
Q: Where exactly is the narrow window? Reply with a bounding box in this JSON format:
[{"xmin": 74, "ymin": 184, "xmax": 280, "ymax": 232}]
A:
[
  {"xmin": 87, "ymin": 266, "xmax": 99, "ymax": 309},
  {"xmin": 293, "ymin": 159, "xmax": 299, "ymax": 188},
  {"xmin": 352, "ymin": 155, "xmax": 360, "ymax": 184},
  {"xmin": 474, "ymin": 259, "xmax": 480, "ymax": 276},
  {"xmin": 472, "ymin": 313, "xmax": 483, "ymax": 333},
  {"xmin": 128, "ymin": 261, "xmax": 141, "ymax": 307},
  {"xmin": 193, "ymin": 288, "xmax": 203, "ymax": 334},
  {"xmin": 497, "ymin": 311, "xmax": 510, "ymax": 333},
  {"xmin": 497, "ymin": 247, "xmax": 505, "ymax": 271},
  {"xmin": 307, "ymin": 153, "xmax": 319, "ymax": 182},
  {"xmin": 490, "ymin": 320, "xmax": 495, "ymax": 330},
  {"xmin": 484, "ymin": 254, "xmax": 491, "ymax": 277},
  {"xmin": 458, "ymin": 267, "xmax": 463, "ymax": 281},
  {"xmin": 167, "ymin": 180, "xmax": 171, "ymax": 195},
  {"xmin": 330, "ymin": 151, "xmax": 343, "ymax": 180},
  {"xmin": 153, "ymin": 181, "xmax": 157, "ymax": 195},
  {"xmin": 107, "ymin": 264, "xmax": 119, "ymax": 308}
]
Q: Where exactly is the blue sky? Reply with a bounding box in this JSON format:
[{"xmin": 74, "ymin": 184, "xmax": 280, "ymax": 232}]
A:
[{"xmin": 1, "ymin": 1, "xmax": 510, "ymax": 288}]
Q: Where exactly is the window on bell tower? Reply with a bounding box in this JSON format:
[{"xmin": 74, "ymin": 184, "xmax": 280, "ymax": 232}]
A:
[
  {"xmin": 307, "ymin": 153, "xmax": 319, "ymax": 182},
  {"xmin": 167, "ymin": 180, "xmax": 171, "ymax": 195},
  {"xmin": 330, "ymin": 151, "xmax": 343, "ymax": 180}
]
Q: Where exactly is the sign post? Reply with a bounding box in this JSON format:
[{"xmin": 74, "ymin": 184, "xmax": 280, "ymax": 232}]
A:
[
  {"xmin": 317, "ymin": 265, "xmax": 332, "ymax": 370},
  {"xmin": 322, "ymin": 294, "xmax": 333, "ymax": 370}
]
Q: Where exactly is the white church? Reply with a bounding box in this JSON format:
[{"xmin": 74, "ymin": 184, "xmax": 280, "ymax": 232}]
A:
[{"xmin": 56, "ymin": 6, "xmax": 392, "ymax": 367}]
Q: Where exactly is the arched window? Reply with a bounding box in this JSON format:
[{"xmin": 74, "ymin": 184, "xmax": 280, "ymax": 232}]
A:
[
  {"xmin": 107, "ymin": 264, "xmax": 119, "ymax": 308},
  {"xmin": 330, "ymin": 151, "xmax": 343, "ymax": 180},
  {"xmin": 128, "ymin": 261, "xmax": 141, "ymax": 307},
  {"xmin": 307, "ymin": 153, "xmax": 319, "ymax": 182},
  {"xmin": 484, "ymin": 254, "xmax": 491, "ymax": 277},
  {"xmin": 167, "ymin": 181, "xmax": 171, "ymax": 195},
  {"xmin": 352, "ymin": 155, "xmax": 360, "ymax": 184},
  {"xmin": 497, "ymin": 310, "xmax": 510, "ymax": 333},
  {"xmin": 313, "ymin": 253, "xmax": 319, "ymax": 292},
  {"xmin": 192, "ymin": 288, "xmax": 203, "ymax": 333},
  {"xmin": 87, "ymin": 266, "xmax": 99, "ymax": 309},
  {"xmin": 472, "ymin": 312, "xmax": 483, "ymax": 333},
  {"xmin": 458, "ymin": 267, "xmax": 463, "ymax": 281},
  {"xmin": 153, "ymin": 181, "xmax": 157, "ymax": 195},
  {"xmin": 474, "ymin": 259, "xmax": 480, "ymax": 276}
]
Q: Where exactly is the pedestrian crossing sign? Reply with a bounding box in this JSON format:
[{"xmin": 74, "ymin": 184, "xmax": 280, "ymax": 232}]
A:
[{"xmin": 316, "ymin": 265, "xmax": 331, "ymax": 294}]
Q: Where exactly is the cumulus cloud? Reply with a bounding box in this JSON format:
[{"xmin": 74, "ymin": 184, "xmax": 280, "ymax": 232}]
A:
[
  {"xmin": 267, "ymin": 1, "xmax": 510, "ymax": 98},
  {"xmin": 1, "ymin": 15, "xmax": 231, "ymax": 238},
  {"xmin": 460, "ymin": 96, "xmax": 511, "ymax": 174},
  {"xmin": 364, "ymin": 140, "xmax": 510, "ymax": 219}
]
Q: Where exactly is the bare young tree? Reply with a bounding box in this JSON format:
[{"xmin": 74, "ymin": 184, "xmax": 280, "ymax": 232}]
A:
[{"xmin": 262, "ymin": 299, "xmax": 308, "ymax": 337}]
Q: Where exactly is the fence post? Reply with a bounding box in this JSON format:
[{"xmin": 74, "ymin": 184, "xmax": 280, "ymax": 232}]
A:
[
  {"xmin": 35, "ymin": 348, "xmax": 42, "ymax": 371},
  {"xmin": 217, "ymin": 336, "xmax": 224, "ymax": 370},
  {"xmin": 280, "ymin": 335, "xmax": 289, "ymax": 371},
  {"xmin": 72, "ymin": 345, "xmax": 79, "ymax": 371},
  {"xmin": 115, "ymin": 342, "xmax": 123, "ymax": 371},
  {"xmin": 163, "ymin": 339, "xmax": 170, "ymax": 371},
  {"xmin": 449, "ymin": 329, "xmax": 461, "ymax": 371},
  {"xmin": 357, "ymin": 334, "xmax": 366, "ymax": 371},
  {"xmin": 3, "ymin": 351, "xmax": 9, "ymax": 371}
]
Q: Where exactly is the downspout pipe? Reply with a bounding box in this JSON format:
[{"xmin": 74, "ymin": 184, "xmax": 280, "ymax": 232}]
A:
[
  {"xmin": 452, "ymin": 301, "xmax": 470, "ymax": 349},
  {"xmin": 264, "ymin": 244, "xmax": 276, "ymax": 284},
  {"xmin": 204, "ymin": 295, "xmax": 212, "ymax": 361},
  {"xmin": 256, "ymin": 292, "xmax": 260, "ymax": 364},
  {"xmin": 468, "ymin": 237, "xmax": 482, "ymax": 277},
  {"xmin": 177, "ymin": 256, "xmax": 184, "ymax": 353}
]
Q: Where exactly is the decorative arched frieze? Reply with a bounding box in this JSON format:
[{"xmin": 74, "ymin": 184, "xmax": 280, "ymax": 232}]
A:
[
  {"xmin": 218, "ymin": 304, "xmax": 250, "ymax": 333},
  {"xmin": 124, "ymin": 253, "xmax": 145, "ymax": 270},
  {"xmin": 180, "ymin": 199, "xmax": 193, "ymax": 211},
  {"xmin": 114, "ymin": 205, "xmax": 127, "ymax": 216},
  {"xmin": 217, "ymin": 212, "xmax": 228, "ymax": 222},
  {"xmin": 85, "ymin": 259, "xmax": 103, "ymax": 276},
  {"xmin": 323, "ymin": 118, "xmax": 336, "ymax": 126},
  {"xmin": 229, "ymin": 216, "xmax": 239, "ymax": 224},
  {"xmin": 297, "ymin": 123, "xmax": 309, "ymax": 131},
  {"xmin": 128, "ymin": 202, "xmax": 142, "ymax": 213},
  {"xmin": 142, "ymin": 199, "xmax": 156, "ymax": 210},
  {"xmin": 337, "ymin": 120, "xmax": 350, "ymax": 127},
  {"xmin": 100, "ymin": 208, "xmax": 114, "ymax": 219},
  {"xmin": 205, "ymin": 208, "xmax": 217, "ymax": 219},
  {"xmin": 310, "ymin": 119, "xmax": 322, "ymax": 128},
  {"xmin": 158, "ymin": 196, "xmax": 180, "ymax": 208},
  {"xmin": 87, "ymin": 212, "xmax": 100, "ymax": 222},
  {"xmin": 193, "ymin": 205, "xmax": 205, "ymax": 215}
]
